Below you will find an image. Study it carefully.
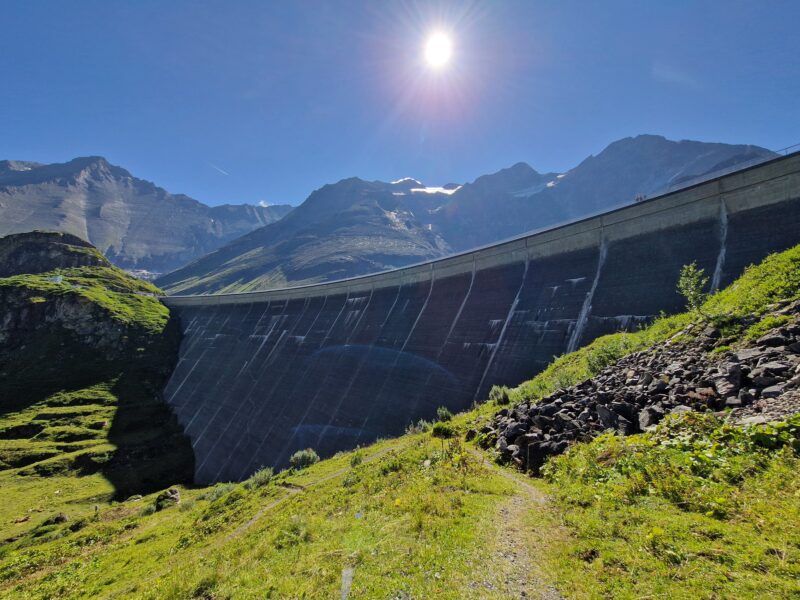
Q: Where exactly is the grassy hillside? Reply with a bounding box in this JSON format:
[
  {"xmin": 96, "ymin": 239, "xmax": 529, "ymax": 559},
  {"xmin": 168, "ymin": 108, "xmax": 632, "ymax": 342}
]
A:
[
  {"xmin": 0, "ymin": 235, "xmax": 193, "ymax": 504},
  {"xmin": 2, "ymin": 242, "xmax": 799, "ymax": 599}
]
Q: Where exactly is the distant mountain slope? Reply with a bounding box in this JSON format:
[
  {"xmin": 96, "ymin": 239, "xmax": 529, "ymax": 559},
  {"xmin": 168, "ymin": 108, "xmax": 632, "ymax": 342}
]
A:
[
  {"xmin": 425, "ymin": 135, "xmax": 776, "ymax": 251},
  {"xmin": 159, "ymin": 135, "xmax": 775, "ymax": 295},
  {"xmin": 157, "ymin": 177, "xmax": 451, "ymax": 294},
  {"xmin": 0, "ymin": 157, "xmax": 293, "ymax": 274}
]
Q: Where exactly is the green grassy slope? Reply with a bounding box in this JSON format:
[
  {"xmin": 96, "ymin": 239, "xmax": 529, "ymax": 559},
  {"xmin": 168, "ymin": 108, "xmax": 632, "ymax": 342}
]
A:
[
  {"xmin": 1, "ymin": 243, "xmax": 799, "ymax": 599},
  {"xmin": 1, "ymin": 436, "xmax": 528, "ymax": 599},
  {"xmin": 0, "ymin": 242, "xmax": 193, "ymax": 504}
]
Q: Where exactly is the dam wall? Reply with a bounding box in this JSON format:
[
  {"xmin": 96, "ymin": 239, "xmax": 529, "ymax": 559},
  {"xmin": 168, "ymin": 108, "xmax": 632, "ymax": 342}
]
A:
[{"xmin": 163, "ymin": 152, "xmax": 800, "ymax": 483}]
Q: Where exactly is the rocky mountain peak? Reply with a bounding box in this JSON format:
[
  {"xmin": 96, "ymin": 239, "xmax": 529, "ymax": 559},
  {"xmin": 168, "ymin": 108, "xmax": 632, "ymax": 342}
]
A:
[
  {"xmin": 463, "ymin": 161, "xmax": 551, "ymax": 197},
  {"xmin": 0, "ymin": 156, "xmax": 293, "ymax": 273},
  {"xmin": 0, "ymin": 160, "xmax": 42, "ymax": 176}
]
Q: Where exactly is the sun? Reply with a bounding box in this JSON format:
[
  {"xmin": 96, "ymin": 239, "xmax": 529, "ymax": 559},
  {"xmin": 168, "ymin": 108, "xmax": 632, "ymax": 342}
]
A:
[{"xmin": 424, "ymin": 32, "xmax": 452, "ymax": 68}]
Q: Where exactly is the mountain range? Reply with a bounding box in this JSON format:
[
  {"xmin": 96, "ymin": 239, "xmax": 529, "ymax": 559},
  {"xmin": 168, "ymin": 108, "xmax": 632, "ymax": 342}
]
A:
[
  {"xmin": 0, "ymin": 136, "xmax": 774, "ymax": 294},
  {"xmin": 0, "ymin": 157, "xmax": 293, "ymax": 275},
  {"xmin": 157, "ymin": 135, "xmax": 774, "ymax": 294}
]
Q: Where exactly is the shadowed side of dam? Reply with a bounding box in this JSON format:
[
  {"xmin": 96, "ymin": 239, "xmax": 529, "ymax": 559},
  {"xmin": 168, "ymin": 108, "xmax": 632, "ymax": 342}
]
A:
[{"xmin": 163, "ymin": 153, "xmax": 800, "ymax": 484}]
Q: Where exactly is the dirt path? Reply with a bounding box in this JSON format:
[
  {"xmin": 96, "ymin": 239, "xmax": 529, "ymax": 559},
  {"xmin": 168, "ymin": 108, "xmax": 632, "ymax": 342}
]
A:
[{"xmin": 469, "ymin": 449, "xmax": 565, "ymax": 600}]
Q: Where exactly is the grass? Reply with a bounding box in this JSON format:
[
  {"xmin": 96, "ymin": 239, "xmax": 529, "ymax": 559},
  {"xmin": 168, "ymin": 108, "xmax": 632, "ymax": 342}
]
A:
[
  {"xmin": 0, "ymin": 435, "xmax": 519, "ymax": 599},
  {"xmin": 539, "ymin": 413, "xmax": 800, "ymax": 599},
  {"xmin": 0, "ymin": 265, "xmax": 169, "ymax": 333}
]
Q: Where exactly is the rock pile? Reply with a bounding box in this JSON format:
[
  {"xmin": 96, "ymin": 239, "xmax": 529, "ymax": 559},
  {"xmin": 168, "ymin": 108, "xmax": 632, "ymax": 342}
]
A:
[{"xmin": 482, "ymin": 301, "xmax": 800, "ymax": 474}]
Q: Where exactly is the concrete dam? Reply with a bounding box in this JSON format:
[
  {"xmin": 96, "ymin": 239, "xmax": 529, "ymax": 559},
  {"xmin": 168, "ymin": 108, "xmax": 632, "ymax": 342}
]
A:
[{"xmin": 163, "ymin": 152, "xmax": 800, "ymax": 484}]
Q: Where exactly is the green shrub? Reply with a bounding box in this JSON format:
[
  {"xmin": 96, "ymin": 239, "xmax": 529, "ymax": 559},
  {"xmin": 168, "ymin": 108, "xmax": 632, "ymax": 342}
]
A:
[
  {"xmin": 405, "ymin": 419, "xmax": 432, "ymax": 434},
  {"xmin": 243, "ymin": 466, "xmax": 274, "ymax": 490},
  {"xmin": 431, "ymin": 422, "xmax": 455, "ymax": 440},
  {"xmin": 488, "ymin": 385, "xmax": 511, "ymax": 405},
  {"xmin": 380, "ymin": 453, "xmax": 403, "ymax": 475},
  {"xmin": 349, "ymin": 451, "xmax": 363, "ymax": 467},
  {"xmin": 436, "ymin": 406, "xmax": 454, "ymax": 421},
  {"xmin": 41, "ymin": 513, "xmax": 68, "ymax": 526},
  {"xmin": 289, "ymin": 448, "xmax": 320, "ymax": 470},
  {"xmin": 68, "ymin": 518, "xmax": 89, "ymax": 533},
  {"xmin": 198, "ymin": 482, "xmax": 236, "ymax": 502}
]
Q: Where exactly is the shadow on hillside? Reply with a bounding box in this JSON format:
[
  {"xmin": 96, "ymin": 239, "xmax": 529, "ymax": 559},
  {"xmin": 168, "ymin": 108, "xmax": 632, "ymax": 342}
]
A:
[{"xmin": 0, "ymin": 319, "xmax": 194, "ymax": 499}]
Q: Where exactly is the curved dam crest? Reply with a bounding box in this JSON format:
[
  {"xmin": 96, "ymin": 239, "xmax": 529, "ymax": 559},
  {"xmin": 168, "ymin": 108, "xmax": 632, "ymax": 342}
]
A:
[{"xmin": 163, "ymin": 153, "xmax": 800, "ymax": 484}]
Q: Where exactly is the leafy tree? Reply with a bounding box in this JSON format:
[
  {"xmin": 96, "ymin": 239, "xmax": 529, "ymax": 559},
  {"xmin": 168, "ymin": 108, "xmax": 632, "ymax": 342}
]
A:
[{"xmin": 677, "ymin": 262, "xmax": 709, "ymax": 316}]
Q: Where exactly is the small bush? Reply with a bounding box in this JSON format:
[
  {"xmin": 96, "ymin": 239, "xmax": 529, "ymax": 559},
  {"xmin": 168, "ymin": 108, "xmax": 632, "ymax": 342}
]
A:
[
  {"xmin": 289, "ymin": 448, "xmax": 319, "ymax": 470},
  {"xmin": 198, "ymin": 482, "xmax": 236, "ymax": 502},
  {"xmin": 154, "ymin": 488, "xmax": 180, "ymax": 511},
  {"xmin": 436, "ymin": 406, "xmax": 453, "ymax": 421},
  {"xmin": 431, "ymin": 422, "xmax": 455, "ymax": 440},
  {"xmin": 243, "ymin": 466, "xmax": 274, "ymax": 490},
  {"xmin": 190, "ymin": 574, "xmax": 221, "ymax": 599},
  {"xmin": 405, "ymin": 419, "xmax": 432, "ymax": 434},
  {"xmin": 68, "ymin": 518, "xmax": 89, "ymax": 533},
  {"xmin": 350, "ymin": 451, "xmax": 363, "ymax": 467},
  {"xmin": 488, "ymin": 385, "xmax": 511, "ymax": 405},
  {"xmin": 380, "ymin": 454, "xmax": 403, "ymax": 475}
]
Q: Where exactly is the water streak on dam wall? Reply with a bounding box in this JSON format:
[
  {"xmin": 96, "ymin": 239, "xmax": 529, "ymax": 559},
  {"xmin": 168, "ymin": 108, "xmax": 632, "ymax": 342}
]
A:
[{"xmin": 163, "ymin": 153, "xmax": 800, "ymax": 483}]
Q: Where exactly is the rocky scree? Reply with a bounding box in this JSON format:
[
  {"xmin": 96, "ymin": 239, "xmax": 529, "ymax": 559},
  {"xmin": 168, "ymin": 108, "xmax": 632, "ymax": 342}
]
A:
[{"xmin": 479, "ymin": 300, "xmax": 800, "ymax": 474}]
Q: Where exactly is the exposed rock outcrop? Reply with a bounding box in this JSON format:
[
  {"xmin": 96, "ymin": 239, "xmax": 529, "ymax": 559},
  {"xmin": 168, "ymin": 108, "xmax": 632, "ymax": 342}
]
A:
[
  {"xmin": 0, "ymin": 231, "xmax": 108, "ymax": 277},
  {"xmin": 486, "ymin": 300, "xmax": 800, "ymax": 473},
  {"xmin": 0, "ymin": 232, "xmax": 138, "ymax": 356}
]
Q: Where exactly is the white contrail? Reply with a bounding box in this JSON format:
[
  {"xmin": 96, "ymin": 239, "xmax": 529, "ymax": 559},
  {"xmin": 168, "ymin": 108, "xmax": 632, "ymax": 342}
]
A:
[{"xmin": 207, "ymin": 162, "xmax": 229, "ymax": 176}]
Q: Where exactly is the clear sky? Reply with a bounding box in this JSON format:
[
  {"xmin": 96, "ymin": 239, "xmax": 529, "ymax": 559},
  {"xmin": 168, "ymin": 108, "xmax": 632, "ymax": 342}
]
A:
[{"xmin": 1, "ymin": 1, "xmax": 798, "ymax": 206}]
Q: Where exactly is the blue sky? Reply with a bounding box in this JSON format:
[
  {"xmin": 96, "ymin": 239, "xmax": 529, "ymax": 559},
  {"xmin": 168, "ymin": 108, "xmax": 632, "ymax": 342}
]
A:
[{"xmin": 1, "ymin": 1, "xmax": 798, "ymax": 206}]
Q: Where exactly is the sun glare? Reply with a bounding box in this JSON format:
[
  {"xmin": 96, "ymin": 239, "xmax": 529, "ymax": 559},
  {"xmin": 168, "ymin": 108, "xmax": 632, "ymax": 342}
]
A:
[{"xmin": 424, "ymin": 32, "xmax": 452, "ymax": 68}]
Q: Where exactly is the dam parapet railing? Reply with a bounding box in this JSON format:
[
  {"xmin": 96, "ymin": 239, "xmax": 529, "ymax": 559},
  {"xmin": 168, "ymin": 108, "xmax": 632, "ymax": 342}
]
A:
[{"xmin": 163, "ymin": 149, "xmax": 800, "ymax": 308}]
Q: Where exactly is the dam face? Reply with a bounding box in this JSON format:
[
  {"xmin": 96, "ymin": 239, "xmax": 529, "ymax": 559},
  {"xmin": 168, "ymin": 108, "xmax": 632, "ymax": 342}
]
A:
[{"xmin": 164, "ymin": 153, "xmax": 800, "ymax": 483}]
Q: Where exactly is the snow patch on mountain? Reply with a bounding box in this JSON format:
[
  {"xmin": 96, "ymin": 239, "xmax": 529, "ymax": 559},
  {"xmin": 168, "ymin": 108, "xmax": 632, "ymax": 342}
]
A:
[{"xmin": 410, "ymin": 186, "xmax": 461, "ymax": 195}]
